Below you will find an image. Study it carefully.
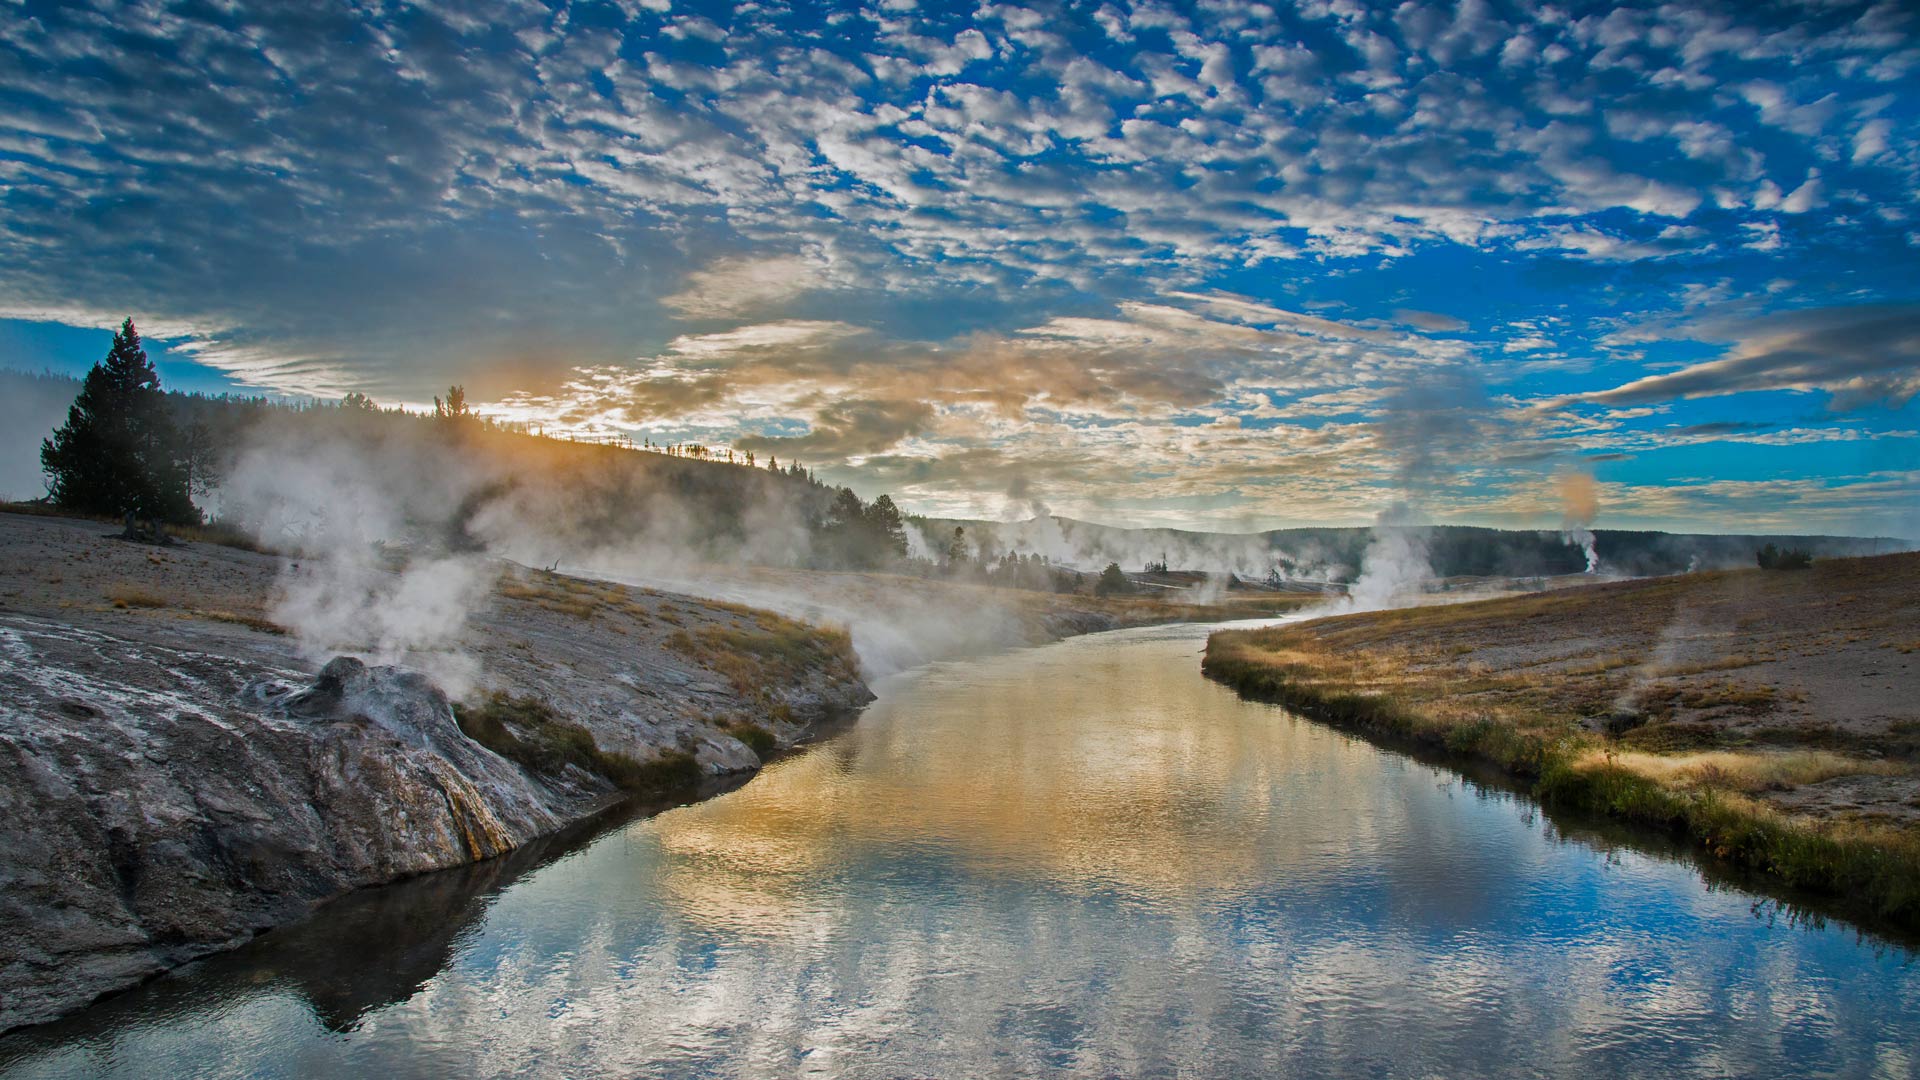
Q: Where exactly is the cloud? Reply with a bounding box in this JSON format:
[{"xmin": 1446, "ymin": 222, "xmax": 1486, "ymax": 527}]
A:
[
  {"xmin": 666, "ymin": 321, "xmax": 865, "ymax": 363},
  {"xmin": 661, "ymin": 256, "xmax": 826, "ymax": 320},
  {"xmin": 3, "ymin": 0, "xmax": 1918, "ymax": 533},
  {"xmin": 736, "ymin": 398, "xmax": 934, "ymax": 457},
  {"xmin": 1573, "ymin": 305, "xmax": 1920, "ymax": 408},
  {"xmin": 1394, "ymin": 309, "xmax": 1467, "ymax": 332}
]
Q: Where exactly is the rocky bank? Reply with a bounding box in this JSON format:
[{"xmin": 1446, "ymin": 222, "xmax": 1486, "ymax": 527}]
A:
[{"xmin": 0, "ymin": 510, "xmax": 872, "ymax": 1032}]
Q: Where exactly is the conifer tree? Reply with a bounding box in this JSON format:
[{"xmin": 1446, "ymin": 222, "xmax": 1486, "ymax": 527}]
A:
[
  {"xmin": 865, "ymin": 494, "xmax": 908, "ymax": 558},
  {"xmin": 40, "ymin": 319, "xmax": 199, "ymax": 524}
]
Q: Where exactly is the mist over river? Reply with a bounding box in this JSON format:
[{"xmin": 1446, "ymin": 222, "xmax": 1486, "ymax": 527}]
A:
[{"xmin": 3, "ymin": 621, "xmax": 1915, "ymax": 1078}]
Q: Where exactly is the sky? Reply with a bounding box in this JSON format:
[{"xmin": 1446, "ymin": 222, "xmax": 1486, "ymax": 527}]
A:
[{"xmin": 2, "ymin": 0, "xmax": 1918, "ymax": 537}]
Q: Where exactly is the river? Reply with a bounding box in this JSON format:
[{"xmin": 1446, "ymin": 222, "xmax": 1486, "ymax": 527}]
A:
[{"xmin": 2, "ymin": 621, "xmax": 1916, "ymax": 1078}]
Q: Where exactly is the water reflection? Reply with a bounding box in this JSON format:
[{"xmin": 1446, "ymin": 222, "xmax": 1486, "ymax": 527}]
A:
[{"xmin": 3, "ymin": 623, "xmax": 1916, "ymax": 1078}]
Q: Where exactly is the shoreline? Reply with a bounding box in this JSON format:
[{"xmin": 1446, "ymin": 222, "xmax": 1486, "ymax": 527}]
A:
[{"xmin": 1203, "ymin": 555, "xmax": 1920, "ymax": 935}]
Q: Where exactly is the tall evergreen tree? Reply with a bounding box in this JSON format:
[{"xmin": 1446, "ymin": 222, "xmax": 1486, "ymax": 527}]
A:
[
  {"xmin": 865, "ymin": 494, "xmax": 908, "ymax": 559},
  {"xmin": 40, "ymin": 319, "xmax": 199, "ymax": 523}
]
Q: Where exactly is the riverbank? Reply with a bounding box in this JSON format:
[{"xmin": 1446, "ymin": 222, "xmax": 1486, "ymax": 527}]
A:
[
  {"xmin": 0, "ymin": 508, "xmax": 1290, "ymax": 1032},
  {"xmin": 0, "ymin": 508, "xmax": 888, "ymax": 1031},
  {"xmin": 1204, "ymin": 553, "xmax": 1920, "ymax": 929}
]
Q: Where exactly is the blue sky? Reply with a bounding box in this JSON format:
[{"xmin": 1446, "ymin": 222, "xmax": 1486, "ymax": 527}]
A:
[{"xmin": 2, "ymin": 0, "xmax": 1917, "ymax": 535}]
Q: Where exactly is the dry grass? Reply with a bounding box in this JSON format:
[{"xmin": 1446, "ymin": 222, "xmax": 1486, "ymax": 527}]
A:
[
  {"xmin": 1585, "ymin": 748, "xmax": 1907, "ymax": 795},
  {"xmin": 497, "ymin": 571, "xmax": 631, "ymax": 620},
  {"xmin": 193, "ymin": 609, "xmax": 285, "ymax": 634},
  {"xmin": 1650, "ymin": 654, "xmax": 1760, "ymax": 677},
  {"xmin": 174, "ymin": 520, "xmax": 272, "ymax": 553},
  {"xmin": 1202, "ymin": 553, "xmax": 1920, "ymax": 927},
  {"xmin": 107, "ymin": 585, "xmax": 168, "ymax": 609},
  {"xmin": 666, "ymin": 614, "xmax": 862, "ymax": 702}
]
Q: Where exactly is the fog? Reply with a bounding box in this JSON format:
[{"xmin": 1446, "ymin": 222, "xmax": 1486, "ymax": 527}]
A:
[
  {"xmin": 212, "ymin": 419, "xmax": 1080, "ymax": 685},
  {"xmin": 0, "ymin": 371, "xmax": 78, "ymax": 502}
]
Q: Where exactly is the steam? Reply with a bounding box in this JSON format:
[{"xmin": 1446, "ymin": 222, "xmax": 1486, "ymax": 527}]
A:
[
  {"xmin": 931, "ymin": 513, "xmax": 1351, "ymax": 583},
  {"xmin": 1612, "ymin": 606, "xmax": 1701, "ymax": 718},
  {"xmin": 1335, "ymin": 503, "xmax": 1433, "ymax": 613},
  {"xmin": 1558, "ymin": 472, "xmax": 1600, "ymax": 574},
  {"xmin": 1322, "ymin": 366, "xmax": 1488, "ymax": 613},
  {"xmin": 212, "ymin": 417, "xmax": 1108, "ymax": 687},
  {"xmin": 217, "ymin": 431, "xmax": 497, "ymax": 694}
]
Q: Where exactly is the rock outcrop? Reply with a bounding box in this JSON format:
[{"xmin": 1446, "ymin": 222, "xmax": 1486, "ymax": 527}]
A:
[{"xmin": 0, "ymin": 627, "xmax": 597, "ymax": 1033}]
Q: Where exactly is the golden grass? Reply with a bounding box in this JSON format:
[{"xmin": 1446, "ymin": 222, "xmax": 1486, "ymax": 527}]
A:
[
  {"xmin": 1649, "ymin": 654, "xmax": 1760, "ymax": 677},
  {"xmin": 666, "ymin": 615, "xmax": 863, "ymax": 701},
  {"xmin": 193, "ymin": 609, "xmax": 285, "ymax": 634},
  {"xmin": 1202, "ymin": 556, "xmax": 1920, "ymax": 926},
  {"xmin": 107, "ymin": 585, "xmax": 168, "ymax": 609},
  {"xmin": 1584, "ymin": 748, "xmax": 1907, "ymax": 795},
  {"xmin": 496, "ymin": 570, "xmax": 631, "ymax": 620}
]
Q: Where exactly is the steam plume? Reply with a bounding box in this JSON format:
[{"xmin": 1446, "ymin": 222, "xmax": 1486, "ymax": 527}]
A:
[
  {"xmin": 1558, "ymin": 472, "xmax": 1600, "ymax": 574},
  {"xmin": 1337, "ymin": 502, "xmax": 1433, "ymax": 613}
]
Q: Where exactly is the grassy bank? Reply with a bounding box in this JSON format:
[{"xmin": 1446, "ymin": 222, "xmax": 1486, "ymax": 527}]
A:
[
  {"xmin": 452, "ymin": 692, "xmax": 703, "ymax": 798},
  {"xmin": 1204, "ymin": 555, "xmax": 1920, "ymax": 929}
]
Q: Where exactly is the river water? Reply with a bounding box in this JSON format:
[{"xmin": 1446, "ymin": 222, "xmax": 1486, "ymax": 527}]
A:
[{"xmin": 3, "ymin": 621, "xmax": 1916, "ymax": 1078}]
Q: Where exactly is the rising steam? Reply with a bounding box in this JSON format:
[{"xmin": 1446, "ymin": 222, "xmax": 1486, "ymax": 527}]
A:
[
  {"xmin": 1335, "ymin": 503, "xmax": 1434, "ymax": 613},
  {"xmin": 216, "ymin": 430, "xmax": 498, "ymax": 694},
  {"xmin": 1558, "ymin": 472, "xmax": 1600, "ymax": 574}
]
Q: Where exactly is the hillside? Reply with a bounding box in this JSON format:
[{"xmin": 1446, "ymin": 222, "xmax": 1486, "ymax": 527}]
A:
[
  {"xmin": 1204, "ymin": 552, "xmax": 1920, "ymax": 928},
  {"xmin": 4, "ymin": 370, "xmax": 1905, "ymax": 588}
]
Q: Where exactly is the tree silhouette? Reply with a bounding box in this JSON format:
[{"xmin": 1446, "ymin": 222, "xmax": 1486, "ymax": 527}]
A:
[
  {"xmin": 433, "ymin": 385, "xmax": 470, "ymax": 421},
  {"xmin": 1095, "ymin": 562, "xmax": 1132, "ymax": 596},
  {"xmin": 1756, "ymin": 543, "xmax": 1812, "ymax": 570},
  {"xmin": 944, "ymin": 525, "xmax": 969, "ymax": 565},
  {"xmin": 40, "ymin": 319, "xmax": 199, "ymax": 524},
  {"xmin": 866, "ymin": 494, "xmax": 907, "ymax": 559}
]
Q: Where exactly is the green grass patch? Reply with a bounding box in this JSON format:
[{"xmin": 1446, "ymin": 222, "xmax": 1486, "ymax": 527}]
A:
[
  {"xmin": 724, "ymin": 721, "xmax": 778, "ymax": 758},
  {"xmin": 454, "ymin": 691, "xmax": 701, "ymax": 797},
  {"xmin": 666, "ymin": 616, "xmax": 861, "ymax": 699}
]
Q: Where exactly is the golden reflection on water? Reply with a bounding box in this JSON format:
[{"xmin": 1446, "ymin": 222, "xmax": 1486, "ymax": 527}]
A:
[
  {"xmin": 6, "ymin": 622, "xmax": 1919, "ymax": 1079},
  {"xmin": 651, "ymin": 623, "xmax": 1404, "ymax": 935}
]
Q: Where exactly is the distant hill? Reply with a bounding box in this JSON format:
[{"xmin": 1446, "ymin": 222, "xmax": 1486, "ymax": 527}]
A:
[{"xmin": 917, "ymin": 515, "xmax": 1910, "ymax": 581}]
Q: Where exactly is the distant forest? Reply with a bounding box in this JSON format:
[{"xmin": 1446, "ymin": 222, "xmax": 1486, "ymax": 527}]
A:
[
  {"xmin": 0, "ymin": 366, "xmax": 916, "ymax": 572},
  {"xmin": 924, "ymin": 516, "xmax": 1910, "ymax": 582},
  {"xmin": 1, "ymin": 367, "xmax": 1906, "ymax": 583}
]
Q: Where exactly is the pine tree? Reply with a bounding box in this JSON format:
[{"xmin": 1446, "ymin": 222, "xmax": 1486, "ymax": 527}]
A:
[
  {"xmin": 40, "ymin": 319, "xmax": 199, "ymax": 524},
  {"xmin": 433, "ymin": 385, "xmax": 470, "ymax": 421},
  {"xmin": 944, "ymin": 525, "xmax": 969, "ymax": 565},
  {"xmin": 865, "ymin": 494, "xmax": 908, "ymax": 558}
]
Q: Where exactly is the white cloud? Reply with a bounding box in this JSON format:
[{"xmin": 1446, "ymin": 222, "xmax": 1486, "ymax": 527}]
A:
[{"xmin": 661, "ymin": 256, "xmax": 827, "ymax": 320}]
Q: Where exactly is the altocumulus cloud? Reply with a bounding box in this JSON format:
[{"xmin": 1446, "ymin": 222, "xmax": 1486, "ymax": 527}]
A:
[{"xmin": 2, "ymin": 0, "xmax": 1918, "ymax": 532}]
